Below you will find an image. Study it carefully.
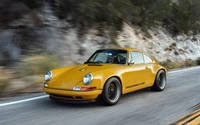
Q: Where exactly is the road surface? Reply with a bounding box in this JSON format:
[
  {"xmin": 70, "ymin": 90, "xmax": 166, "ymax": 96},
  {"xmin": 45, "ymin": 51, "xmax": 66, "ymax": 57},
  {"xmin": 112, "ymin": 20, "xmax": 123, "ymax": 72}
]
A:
[{"xmin": 0, "ymin": 66, "xmax": 199, "ymax": 125}]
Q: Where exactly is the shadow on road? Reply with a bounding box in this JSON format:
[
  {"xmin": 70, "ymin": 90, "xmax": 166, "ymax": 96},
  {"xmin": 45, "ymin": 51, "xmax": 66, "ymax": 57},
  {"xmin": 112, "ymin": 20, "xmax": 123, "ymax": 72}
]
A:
[{"xmin": 41, "ymin": 88, "xmax": 154, "ymax": 108}]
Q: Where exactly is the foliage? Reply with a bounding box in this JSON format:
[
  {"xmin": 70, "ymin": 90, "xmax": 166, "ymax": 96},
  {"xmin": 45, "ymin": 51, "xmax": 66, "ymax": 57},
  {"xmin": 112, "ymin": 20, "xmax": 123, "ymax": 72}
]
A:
[
  {"xmin": 184, "ymin": 59, "xmax": 196, "ymax": 67},
  {"xmin": 51, "ymin": 0, "xmax": 141, "ymax": 37},
  {"xmin": 160, "ymin": 61, "xmax": 184, "ymax": 69},
  {"xmin": 0, "ymin": 0, "xmax": 44, "ymax": 27},
  {"xmin": 0, "ymin": 67, "xmax": 11, "ymax": 95},
  {"xmin": 52, "ymin": 0, "xmax": 172, "ymax": 30},
  {"xmin": 17, "ymin": 55, "xmax": 59, "ymax": 77},
  {"xmin": 2, "ymin": 0, "xmax": 200, "ymax": 34},
  {"xmin": 188, "ymin": 0, "xmax": 200, "ymax": 33},
  {"xmin": 166, "ymin": 0, "xmax": 200, "ymax": 34},
  {"xmin": 50, "ymin": 0, "xmax": 200, "ymax": 34},
  {"xmin": 196, "ymin": 57, "xmax": 200, "ymax": 65},
  {"xmin": 160, "ymin": 59, "xmax": 198, "ymax": 69},
  {"xmin": 131, "ymin": 0, "xmax": 172, "ymax": 27},
  {"xmin": 17, "ymin": 0, "xmax": 44, "ymax": 9},
  {"xmin": 168, "ymin": 0, "xmax": 191, "ymax": 33},
  {"xmin": 0, "ymin": 0, "xmax": 29, "ymax": 26}
]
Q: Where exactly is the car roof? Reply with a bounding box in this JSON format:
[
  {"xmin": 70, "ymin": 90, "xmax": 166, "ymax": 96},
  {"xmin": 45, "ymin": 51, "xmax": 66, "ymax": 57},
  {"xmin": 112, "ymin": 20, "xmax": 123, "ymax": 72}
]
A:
[
  {"xmin": 99, "ymin": 47, "xmax": 144, "ymax": 52},
  {"xmin": 98, "ymin": 47, "xmax": 156, "ymax": 62}
]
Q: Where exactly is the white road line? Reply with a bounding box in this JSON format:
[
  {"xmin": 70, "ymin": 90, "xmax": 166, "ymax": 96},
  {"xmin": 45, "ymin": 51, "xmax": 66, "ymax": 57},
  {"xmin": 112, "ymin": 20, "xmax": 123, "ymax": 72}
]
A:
[
  {"xmin": 168, "ymin": 66, "xmax": 200, "ymax": 74},
  {"xmin": 0, "ymin": 66, "xmax": 199, "ymax": 107},
  {"xmin": 0, "ymin": 95, "xmax": 48, "ymax": 107}
]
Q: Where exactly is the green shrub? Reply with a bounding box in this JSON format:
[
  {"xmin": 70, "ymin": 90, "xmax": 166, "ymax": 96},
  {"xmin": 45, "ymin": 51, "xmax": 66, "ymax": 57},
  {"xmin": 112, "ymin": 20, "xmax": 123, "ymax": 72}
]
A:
[
  {"xmin": 196, "ymin": 57, "xmax": 200, "ymax": 65},
  {"xmin": 52, "ymin": 0, "xmax": 164, "ymax": 34},
  {"xmin": 18, "ymin": 0, "xmax": 44, "ymax": 9}
]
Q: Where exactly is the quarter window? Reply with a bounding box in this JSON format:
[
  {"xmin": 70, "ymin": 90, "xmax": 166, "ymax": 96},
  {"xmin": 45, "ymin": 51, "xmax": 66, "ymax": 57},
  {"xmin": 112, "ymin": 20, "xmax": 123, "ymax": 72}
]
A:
[
  {"xmin": 144, "ymin": 54, "xmax": 153, "ymax": 63},
  {"xmin": 130, "ymin": 52, "xmax": 144, "ymax": 64}
]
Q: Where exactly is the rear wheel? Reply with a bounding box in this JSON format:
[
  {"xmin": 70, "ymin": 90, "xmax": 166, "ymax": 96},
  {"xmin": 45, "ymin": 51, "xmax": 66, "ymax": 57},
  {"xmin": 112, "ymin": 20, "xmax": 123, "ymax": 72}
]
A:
[
  {"xmin": 100, "ymin": 77, "xmax": 121, "ymax": 106},
  {"xmin": 151, "ymin": 70, "xmax": 166, "ymax": 91}
]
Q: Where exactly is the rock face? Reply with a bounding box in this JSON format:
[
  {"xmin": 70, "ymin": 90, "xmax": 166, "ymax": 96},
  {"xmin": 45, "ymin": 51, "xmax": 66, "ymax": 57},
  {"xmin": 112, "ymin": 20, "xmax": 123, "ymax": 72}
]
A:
[
  {"xmin": 0, "ymin": 31, "xmax": 21, "ymax": 66},
  {"xmin": 117, "ymin": 24, "xmax": 200, "ymax": 62},
  {"xmin": 1, "ymin": 2, "xmax": 200, "ymax": 66},
  {"xmin": 58, "ymin": 23, "xmax": 200, "ymax": 64},
  {"xmin": 45, "ymin": 24, "xmax": 200, "ymax": 64}
]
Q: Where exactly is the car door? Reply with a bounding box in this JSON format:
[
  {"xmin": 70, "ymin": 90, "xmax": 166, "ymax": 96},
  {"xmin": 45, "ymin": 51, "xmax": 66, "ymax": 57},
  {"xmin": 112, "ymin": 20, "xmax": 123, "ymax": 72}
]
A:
[
  {"xmin": 124, "ymin": 51, "xmax": 149, "ymax": 93},
  {"xmin": 143, "ymin": 53, "xmax": 155, "ymax": 87}
]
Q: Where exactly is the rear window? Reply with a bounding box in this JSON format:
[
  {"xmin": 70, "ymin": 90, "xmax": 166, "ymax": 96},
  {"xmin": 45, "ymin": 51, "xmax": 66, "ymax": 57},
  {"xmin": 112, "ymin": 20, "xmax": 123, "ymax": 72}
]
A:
[
  {"xmin": 130, "ymin": 52, "xmax": 144, "ymax": 64},
  {"xmin": 144, "ymin": 54, "xmax": 153, "ymax": 63}
]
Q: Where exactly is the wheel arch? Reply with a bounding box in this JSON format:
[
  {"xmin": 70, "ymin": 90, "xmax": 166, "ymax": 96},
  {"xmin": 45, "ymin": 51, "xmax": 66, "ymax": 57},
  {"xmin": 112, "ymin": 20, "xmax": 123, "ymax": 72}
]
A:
[
  {"xmin": 154, "ymin": 68, "xmax": 167, "ymax": 81},
  {"xmin": 151, "ymin": 68, "xmax": 167, "ymax": 91},
  {"xmin": 103, "ymin": 76, "xmax": 123, "ymax": 95},
  {"xmin": 158, "ymin": 68, "xmax": 167, "ymax": 75}
]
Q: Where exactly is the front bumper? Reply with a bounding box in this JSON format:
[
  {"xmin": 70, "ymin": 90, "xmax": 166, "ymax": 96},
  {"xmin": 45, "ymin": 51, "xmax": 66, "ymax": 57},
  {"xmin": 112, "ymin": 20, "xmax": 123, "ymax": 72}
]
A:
[{"xmin": 44, "ymin": 87, "xmax": 102, "ymax": 101}]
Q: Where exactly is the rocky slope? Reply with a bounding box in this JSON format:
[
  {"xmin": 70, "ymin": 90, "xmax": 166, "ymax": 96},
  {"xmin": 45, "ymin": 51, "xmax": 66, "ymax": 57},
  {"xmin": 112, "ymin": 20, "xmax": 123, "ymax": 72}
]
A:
[
  {"xmin": 1, "ymin": 2, "xmax": 200, "ymax": 67},
  {"xmin": 58, "ymin": 24, "xmax": 200, "ymax": 64},
  {"xmin": 117, "ymin": 24, "xmax": 200, "ymax": 62}
]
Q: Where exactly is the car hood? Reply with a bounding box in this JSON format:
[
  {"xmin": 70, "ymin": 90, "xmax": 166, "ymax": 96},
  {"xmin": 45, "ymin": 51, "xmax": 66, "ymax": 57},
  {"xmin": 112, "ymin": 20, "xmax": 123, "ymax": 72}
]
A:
[{"xmin": 47, "ymin": 64, "xmax": 120, "ymax": 90}]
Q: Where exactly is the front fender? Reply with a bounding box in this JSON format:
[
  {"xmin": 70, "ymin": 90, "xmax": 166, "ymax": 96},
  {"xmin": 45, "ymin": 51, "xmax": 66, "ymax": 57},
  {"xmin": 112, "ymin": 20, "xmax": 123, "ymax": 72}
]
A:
[
  {"xmin": 92, "ymin": 66, "xmax": 125, "ymax": 90},
  {"xmin": 75, "ymin": 66, "xmax": 125, "ymax": 93}
]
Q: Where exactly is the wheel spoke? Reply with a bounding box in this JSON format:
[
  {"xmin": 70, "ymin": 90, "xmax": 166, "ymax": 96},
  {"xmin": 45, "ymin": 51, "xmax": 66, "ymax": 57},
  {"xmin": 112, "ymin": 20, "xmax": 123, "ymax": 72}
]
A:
[
  {"xmin": 159, "ymin": 73, "xmax": 165, "ymax": 88},
  {"xmin": 108, "ymin": 83, "xmax": 117, "ymax": 100}
]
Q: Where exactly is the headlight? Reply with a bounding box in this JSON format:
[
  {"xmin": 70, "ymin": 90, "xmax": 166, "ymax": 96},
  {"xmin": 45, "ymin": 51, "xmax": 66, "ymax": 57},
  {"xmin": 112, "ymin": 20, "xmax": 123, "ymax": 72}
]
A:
[
  {"xmin": 83, "ymin": 73, "xmax": 93, "ymax": 85},
  {"xmin": 44, "ymin": 71, "xmax": 52, "ymax": 81}
]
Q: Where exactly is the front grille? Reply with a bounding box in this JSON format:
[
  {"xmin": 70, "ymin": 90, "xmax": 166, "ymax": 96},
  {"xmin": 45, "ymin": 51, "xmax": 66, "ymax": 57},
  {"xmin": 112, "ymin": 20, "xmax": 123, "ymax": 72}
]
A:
[
  {"xmin": 51, "ymin": 94, "xmax": 74, "ymax": 99},
  {"xmin": 75, "ymin": 96, "xmax": 83, "ymax": 99},
  {"xmin": 50, "ymin": 94, "xmax": 83, "ymax": 100}
]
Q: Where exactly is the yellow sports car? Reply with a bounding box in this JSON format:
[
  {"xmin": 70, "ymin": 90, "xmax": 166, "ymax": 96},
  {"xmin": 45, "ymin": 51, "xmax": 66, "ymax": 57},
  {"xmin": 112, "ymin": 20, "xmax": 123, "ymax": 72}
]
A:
[{"xmin": 43, "ymin": 48, "xmax": 167, "ymax": 105}]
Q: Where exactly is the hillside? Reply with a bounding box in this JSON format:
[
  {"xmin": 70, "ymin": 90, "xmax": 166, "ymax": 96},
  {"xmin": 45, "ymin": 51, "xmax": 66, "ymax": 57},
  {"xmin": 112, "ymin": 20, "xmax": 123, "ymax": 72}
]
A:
[
  {"xmin": 1, "ymin": 0, "xmax": 200, "ymax": 95},
  {"xmin": 1, "ymin": 0, "xmax": 200, "ymax": 65}
]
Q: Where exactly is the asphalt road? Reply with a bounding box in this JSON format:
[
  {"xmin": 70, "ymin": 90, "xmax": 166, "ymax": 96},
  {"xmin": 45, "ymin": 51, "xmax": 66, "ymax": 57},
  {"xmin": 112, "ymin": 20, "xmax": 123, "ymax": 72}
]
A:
[{"xmin": 0, "ymin": 66, "xmax": 200, "ymax": 125}]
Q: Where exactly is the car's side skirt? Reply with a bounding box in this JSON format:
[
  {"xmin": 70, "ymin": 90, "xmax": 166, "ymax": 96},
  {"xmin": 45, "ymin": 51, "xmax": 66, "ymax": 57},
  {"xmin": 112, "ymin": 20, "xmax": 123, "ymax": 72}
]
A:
[{"xmin": 123, "ymin": 82, "xmax": 152, "ymax": 94}]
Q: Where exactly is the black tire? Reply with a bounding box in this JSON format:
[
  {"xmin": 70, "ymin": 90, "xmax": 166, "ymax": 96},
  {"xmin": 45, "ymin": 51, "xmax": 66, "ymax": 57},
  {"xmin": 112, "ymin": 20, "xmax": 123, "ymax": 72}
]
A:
[
  {"xmin": 100, "ymin": 77, "xmax": 121, "ymax": 106},
  {"xmin": 151, "ymin": 70, "xmax": 166, "ymax": 91}
]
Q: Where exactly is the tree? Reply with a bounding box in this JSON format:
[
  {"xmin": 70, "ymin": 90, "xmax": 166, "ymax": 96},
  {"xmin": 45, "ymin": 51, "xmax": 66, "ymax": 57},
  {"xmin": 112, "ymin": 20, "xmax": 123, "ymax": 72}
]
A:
[
  {"xmin": 188, "ymin": 0, "xmax": 200, "ymax": 33},
  {"xmin": 131, "ymin": 0, "xmax": 172, "ymax": 27},
  {"xmin": 170, "ymin": 0, "xmax": 191, "ymax": 33},
  {"xmin": 0, "ymin": 0, "xmax": 29, "ymax": 27}
]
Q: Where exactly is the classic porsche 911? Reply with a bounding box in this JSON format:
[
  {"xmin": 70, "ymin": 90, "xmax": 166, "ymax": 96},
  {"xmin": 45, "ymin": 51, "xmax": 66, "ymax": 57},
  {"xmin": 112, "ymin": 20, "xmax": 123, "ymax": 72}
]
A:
[{"xmin": 43, "ymin": 48, "xmax": 167, "ymax": 106}]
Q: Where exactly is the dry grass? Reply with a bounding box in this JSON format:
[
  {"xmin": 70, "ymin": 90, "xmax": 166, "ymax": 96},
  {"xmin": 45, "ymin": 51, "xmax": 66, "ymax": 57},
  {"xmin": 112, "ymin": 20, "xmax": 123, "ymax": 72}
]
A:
[
  {"xmin": 0, "ymin": 67, "xmax": 12, "ymax": 95},
  {"xmin": 1, "ymin": 55, "xmax": 200, "ymax": 97},
  {"xmin": 0, "ymin": 55, "xmax": 59, "ymax": 97},
  {"xmin": 160, "ymin": 59, "xmax": 198, "ymax": 69},
  {"xmin": 16, "ymin": 54, "xmax": 59, "ymax": 77}
]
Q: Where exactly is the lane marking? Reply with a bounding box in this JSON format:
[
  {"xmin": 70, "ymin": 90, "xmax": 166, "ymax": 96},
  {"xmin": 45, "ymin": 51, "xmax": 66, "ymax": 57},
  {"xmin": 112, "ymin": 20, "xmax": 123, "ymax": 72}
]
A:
[
  {"xmin": 0, "ymin": 95, "xmax": 48, "ymax": 107},
  {"xmin": 0, "ymin": 66, "xmax": 200, "ymax": 107},
  {"xmin": 168, "ymin": 66, "xmax": 200, "ymax": 74},
  {"xmin": 170, "ymin": 109, "xmax": 200, "ymax": 125}
]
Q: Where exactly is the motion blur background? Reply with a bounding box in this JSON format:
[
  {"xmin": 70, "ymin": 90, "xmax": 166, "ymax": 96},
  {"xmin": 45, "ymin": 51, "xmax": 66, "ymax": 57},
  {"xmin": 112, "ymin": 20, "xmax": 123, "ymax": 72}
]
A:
[{"xmin": 1, "ymin": 0, "xmax": 200, "ymax": 97}]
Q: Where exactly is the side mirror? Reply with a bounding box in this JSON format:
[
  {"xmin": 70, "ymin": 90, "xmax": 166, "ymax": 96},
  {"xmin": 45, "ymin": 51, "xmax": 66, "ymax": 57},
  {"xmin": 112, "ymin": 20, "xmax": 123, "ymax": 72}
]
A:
[{"xmin": 128, "ymin": 61, "xmax": 135, "ymax": 65}]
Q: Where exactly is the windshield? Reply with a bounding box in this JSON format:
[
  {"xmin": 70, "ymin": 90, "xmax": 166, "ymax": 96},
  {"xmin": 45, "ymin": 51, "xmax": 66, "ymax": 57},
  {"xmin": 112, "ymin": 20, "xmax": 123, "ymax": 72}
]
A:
[{"xmin": 86, "ymin": 49, "xmax": 127, "ymax": 64}]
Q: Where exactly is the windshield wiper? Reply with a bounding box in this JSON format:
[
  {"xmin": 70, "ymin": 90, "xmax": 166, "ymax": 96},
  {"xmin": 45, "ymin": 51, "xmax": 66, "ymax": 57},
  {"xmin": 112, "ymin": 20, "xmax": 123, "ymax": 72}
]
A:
[{"xmin": 84, "ymin": 61, "xmax": 100, "ymax": 64}]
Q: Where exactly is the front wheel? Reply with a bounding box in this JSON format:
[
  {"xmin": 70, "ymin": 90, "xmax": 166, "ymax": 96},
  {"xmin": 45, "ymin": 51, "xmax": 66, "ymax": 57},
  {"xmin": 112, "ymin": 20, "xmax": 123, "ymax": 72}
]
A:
[
  {"xmin": 100, "ymin": 77, "xmax": 121, "ymax": 106},
  {"xmin": 151, "ymin": 70, "xmax": 166, "ymax": 91}
]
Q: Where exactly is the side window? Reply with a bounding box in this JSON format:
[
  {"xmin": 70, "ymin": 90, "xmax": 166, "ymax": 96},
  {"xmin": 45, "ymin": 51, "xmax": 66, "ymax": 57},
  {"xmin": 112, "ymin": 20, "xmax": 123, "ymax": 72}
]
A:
[
  {"xmin": 144, "ymin": 54, "xmax": 153, "ymax": 63},
  {"xmin": 130, "ymin": 52, "xmax": 144, "ymax": 64}
]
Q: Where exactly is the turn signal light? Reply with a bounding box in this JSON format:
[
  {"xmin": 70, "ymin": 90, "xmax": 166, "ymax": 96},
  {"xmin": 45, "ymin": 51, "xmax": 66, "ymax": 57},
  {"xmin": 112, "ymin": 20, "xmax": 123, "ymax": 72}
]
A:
[
  {"xmin": 73, "ymin": 86, "xmax": 97, "ymax": 91},
  {"xmin": 80, "ymin": 86, "xmax": 96, "ymax": 91}
]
